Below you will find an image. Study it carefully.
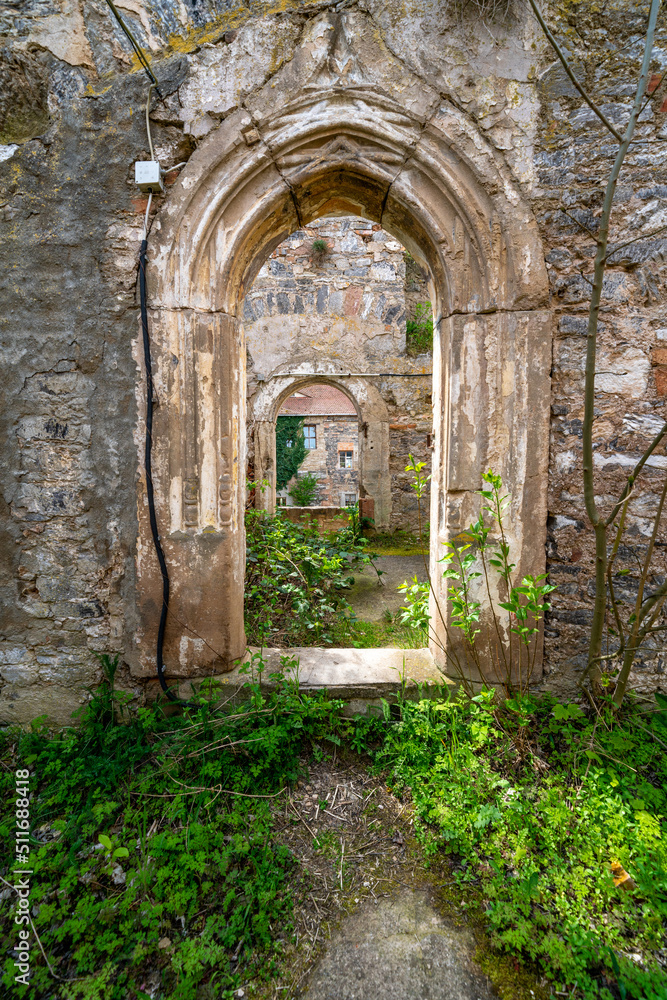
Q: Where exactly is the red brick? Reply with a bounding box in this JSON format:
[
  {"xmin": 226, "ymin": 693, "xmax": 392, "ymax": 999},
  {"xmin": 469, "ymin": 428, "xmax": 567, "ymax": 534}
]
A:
[
  {"xmin": 654, "ymin": 367, "xmax": 667, "ymax": 395},
  {"xmin": 648, "ymin": 73, "xmax": 662, "ymax": 94},
  {"xmin": 651, "ymin": 348, "xmax": 667, "ymax": 366}
]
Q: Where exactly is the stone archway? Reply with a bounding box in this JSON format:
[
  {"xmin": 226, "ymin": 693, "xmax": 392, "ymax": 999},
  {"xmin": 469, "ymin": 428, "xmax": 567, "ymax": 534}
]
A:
[
  {"xmin": 136, "ymin": 9, "xmax": 551, "ymax": 680},
  {"xmin": 251, "ymin": 374, "xmax": 391, "ymax": 527}
]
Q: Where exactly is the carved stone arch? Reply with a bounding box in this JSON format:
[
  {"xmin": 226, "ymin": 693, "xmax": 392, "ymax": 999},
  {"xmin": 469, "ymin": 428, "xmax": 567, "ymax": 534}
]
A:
[
  {"xmin": 251, "ymin": 374, "xmax": 391, "ymax": 528},
  {"xmin": 137, "ymin": 9, "xmax": 551, "ymax": 680}
]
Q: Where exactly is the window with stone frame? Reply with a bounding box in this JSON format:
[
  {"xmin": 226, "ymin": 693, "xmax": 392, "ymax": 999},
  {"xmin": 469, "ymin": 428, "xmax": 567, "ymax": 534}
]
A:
[{"xmin": 339, "ymin": 450, "xmax": 353, "ymax": 468}]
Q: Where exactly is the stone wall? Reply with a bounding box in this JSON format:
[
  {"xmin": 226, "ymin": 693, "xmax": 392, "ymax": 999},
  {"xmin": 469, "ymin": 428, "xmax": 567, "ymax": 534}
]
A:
[
  {"xmin": 244, "ymin": 216, "xmax": 433, "ymax": 532},
  {"xmin": 0, "ymin": 0, "xmax": 665, "ymax": 723},
  {"xmin": 532, "ymin": 3, "xmax": 667, "ymax": 695}
]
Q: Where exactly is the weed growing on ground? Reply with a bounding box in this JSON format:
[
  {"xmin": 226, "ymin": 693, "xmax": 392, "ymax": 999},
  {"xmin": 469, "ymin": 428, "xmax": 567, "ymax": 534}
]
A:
[
  {"xmin": 244, "ymin": 506, "xmax": 379, "ymax": 647},
  {"xmin": 3, "ymin": 658, "xmax": 665, "ymax": 1000},
  {"xmin": 376, "ymin": 690, "xmax": 667, "ymax": 1000},
  {"xmin": 0, "ymin": 674, "xmax": 345, "ymax": 999}
]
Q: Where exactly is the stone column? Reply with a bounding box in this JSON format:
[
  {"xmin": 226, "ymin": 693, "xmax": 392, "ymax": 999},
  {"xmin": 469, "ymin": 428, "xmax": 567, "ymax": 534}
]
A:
[
  {"xmin": 134, "ymin": 309, "xmax": 246, "ymax": 678},
  {"xmin": 253, "ymin": 419, "xmax": 276, "ymax": 514},
  {"xmin": 359, "ymin": 418, "xmax": 391, "ymax": 530},
  {"xmin": 429, "ymin": 309, "xmax": 552, "ymax": 683}
]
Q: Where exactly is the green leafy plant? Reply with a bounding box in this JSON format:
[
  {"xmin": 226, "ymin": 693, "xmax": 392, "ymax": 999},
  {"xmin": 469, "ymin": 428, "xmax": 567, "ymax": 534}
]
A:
[
  {"xmin": 397, "ymin": 576, "xmax": 430, "ymax": 642},
  {"xmin": 401, "ymin": 459, "xmax": 556, "ymax": 697},
  {"xmin": 405, "ymin": 301, "xmax": 433, "ymax": 355},
  {"xmin": 245, "ymin": 506, "xmax": 378, "ymax": 646},
  {"xmin": 288, "ymin": 471, "xmax": 319, "ymax": 507},
  {"xmin": 377, "ymin": 691, "xmax": 667, "ymax": 1000},
  {"xmin": 0, "ymin": 665, "xmax": 348, "ymax": 999}
]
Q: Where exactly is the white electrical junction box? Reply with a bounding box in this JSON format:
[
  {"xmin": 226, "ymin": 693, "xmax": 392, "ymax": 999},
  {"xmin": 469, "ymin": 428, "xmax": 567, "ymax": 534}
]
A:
[{"xmin": 135, "ymin": 161, "xmax": 164, "ymax": 193}]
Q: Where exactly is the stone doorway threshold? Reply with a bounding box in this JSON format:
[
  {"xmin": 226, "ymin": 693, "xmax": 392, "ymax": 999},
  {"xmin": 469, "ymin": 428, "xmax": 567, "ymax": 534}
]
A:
[{"xmin": 183, "ymin": 647, "xmax": 452, "ymax": 714}]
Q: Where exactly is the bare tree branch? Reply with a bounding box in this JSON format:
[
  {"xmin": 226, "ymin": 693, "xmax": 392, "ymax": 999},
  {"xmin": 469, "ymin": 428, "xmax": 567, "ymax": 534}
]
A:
[
  {"xmin": 604, "ymin": 420, "xmax": 667, "ymax": 528},
  {"xmin": 527, "ymin": 0, "xmax": 623, "ymax": 143}
]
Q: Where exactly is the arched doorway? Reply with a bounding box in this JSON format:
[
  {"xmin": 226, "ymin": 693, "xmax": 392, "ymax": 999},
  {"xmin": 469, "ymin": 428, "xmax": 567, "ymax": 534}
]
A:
[
  {"xmin": 251, "ymin": 374, "xmax": 391, "ymax": 526},
  {"xmin": 136, "ymin": 47, "xmax": 551, "ymax": 680}
]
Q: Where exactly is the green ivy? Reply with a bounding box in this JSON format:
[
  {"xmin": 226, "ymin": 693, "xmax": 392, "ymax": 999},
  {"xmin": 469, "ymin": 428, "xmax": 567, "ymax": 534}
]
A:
[{"xmin": 275, "ymin": 416, "xmax": 306, "ymax": 491}]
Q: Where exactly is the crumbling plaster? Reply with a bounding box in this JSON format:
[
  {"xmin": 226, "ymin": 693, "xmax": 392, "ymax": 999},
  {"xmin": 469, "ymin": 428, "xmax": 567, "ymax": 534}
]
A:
[{"xmin": 1, "ymin": 0, "xmax": 665, "ymax": 723}]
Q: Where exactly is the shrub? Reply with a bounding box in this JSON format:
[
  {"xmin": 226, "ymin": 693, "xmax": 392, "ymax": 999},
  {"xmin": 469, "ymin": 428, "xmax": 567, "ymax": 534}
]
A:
[
  {"xmin": 288, "ymin": 471, "xmax": 319, "ymax": 507},
  {"xmin": 0, "ymin": 671, "xmax": 347, "ymax": 999},
  {"xmin": 244, "ymin": 506, "xmax": 378, "ymax": 646},
  {"xmin": 377, "ymin": 691, "xmax": 667, "ymax": 1000}
]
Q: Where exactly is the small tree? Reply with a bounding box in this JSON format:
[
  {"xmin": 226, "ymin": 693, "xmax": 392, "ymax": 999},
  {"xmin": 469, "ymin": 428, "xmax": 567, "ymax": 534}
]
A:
[
  {"xmin": 275, "ymin": 416, "xmax": 306, "ymax": 491},
  {"xmin": 289, "ymin": 472, "xmax": 320, "ymax": 507},
  {"xmin": 528, "ymin": 0, "xmax": 664, "ymax": 709}
]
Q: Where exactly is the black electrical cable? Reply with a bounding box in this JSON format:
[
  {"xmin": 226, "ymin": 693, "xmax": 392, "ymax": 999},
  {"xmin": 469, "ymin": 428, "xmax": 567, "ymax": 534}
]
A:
[
  {"xmin": 139, "ymin": 239, "xmax": 179, "ymax": 702},
  {"xmin": 105, "ymin": 0, "xmax": 162, "ymax": 96}
]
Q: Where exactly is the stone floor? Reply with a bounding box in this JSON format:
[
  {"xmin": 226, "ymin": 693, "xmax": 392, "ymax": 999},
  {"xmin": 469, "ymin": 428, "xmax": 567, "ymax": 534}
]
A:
[{"xmin": 302, "ymin": 888, "xmax": 497, "ymax": 1000}]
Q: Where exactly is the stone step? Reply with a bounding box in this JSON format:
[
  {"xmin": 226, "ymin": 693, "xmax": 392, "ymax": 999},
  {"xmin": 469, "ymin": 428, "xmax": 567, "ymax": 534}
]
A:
[{"xmin": 180, "ymin": 647, "xmax": 452, "ymax": 715}]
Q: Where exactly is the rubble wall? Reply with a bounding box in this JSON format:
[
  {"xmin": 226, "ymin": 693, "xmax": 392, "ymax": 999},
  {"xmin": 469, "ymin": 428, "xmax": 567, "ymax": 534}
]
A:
[{"xmin": 0, "ymin": 0, "xmax": 665, "ymax": 721}]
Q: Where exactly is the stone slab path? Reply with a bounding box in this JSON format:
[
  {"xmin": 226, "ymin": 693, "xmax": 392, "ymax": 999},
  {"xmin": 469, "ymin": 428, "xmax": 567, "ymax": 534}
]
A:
[{"xmin": 303, "ymin": 888, "xmax": 497, "ymax": 1000}]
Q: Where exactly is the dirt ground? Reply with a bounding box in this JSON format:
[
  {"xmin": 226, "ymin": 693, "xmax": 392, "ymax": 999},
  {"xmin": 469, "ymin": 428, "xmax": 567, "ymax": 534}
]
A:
[
  {"xmin": 249, "ymin": 748, "xmax": 549, "ymax": 1000},
  {"xmin": 346, "ymin": 555, "xmax": 428, "ymax": 622}
]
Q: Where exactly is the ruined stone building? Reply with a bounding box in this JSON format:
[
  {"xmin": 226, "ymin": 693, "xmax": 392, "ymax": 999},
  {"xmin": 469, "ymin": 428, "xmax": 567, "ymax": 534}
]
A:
[
  {"xmin": 1, "ymin": 0, "xmax": 666, "ymax": 724},
  {"xmin": 276, "ymin": 384, "xmax": 361, "ymax": 508},
  {"xmin": 245, "ymin": 216, "xmax": 433, "ymax": 527}
]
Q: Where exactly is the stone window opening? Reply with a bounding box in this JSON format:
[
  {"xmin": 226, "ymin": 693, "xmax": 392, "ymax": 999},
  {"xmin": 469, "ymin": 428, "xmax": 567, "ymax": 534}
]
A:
[{"xmin": 339, "ymin": 451, "xmax": 354, "ymax": 469}]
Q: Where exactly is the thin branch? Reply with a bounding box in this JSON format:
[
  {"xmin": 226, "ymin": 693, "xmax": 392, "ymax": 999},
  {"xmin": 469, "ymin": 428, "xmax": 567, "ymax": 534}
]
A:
[
  {"xmin": 606, "ymin": 496, "xmax": 630, "ymax": 656},
  {"xmin": 604, "ymin": 223, "xmax": 667, "ymax": 261},
  {"xmin": 527, "ymin": 0, "xmax": 623, "ymax": 142},
  {"xmin": 560, "ymin": 208, "xmax": 600, "ymax": 241},
  {"xmin": 613, "ymin": 473, "xmax": 667, "ymax": 708},
  {"xmin": 0, "ymin": 875, "xmax": 83, "ymax": 983},
  {"xmin": 604, "ymin": 420, "xmax": 667, "ymax": 527}
]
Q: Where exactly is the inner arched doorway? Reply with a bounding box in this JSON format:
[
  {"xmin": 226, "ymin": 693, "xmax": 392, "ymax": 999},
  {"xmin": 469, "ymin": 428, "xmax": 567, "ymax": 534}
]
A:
[
  {"xmin": 251, "ymin": 374, "xmax": 391, "ymax": 527},
  {"xmin": 136, "ymin": 54, "xmax": 551, "ymax": 681}
]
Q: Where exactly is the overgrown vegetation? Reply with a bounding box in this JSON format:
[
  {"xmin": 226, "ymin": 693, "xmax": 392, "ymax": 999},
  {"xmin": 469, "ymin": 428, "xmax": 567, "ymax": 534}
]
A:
[
  {"xmin": 244, "ymin": 505, "xmax": 379, "ymax": 647},
  {"xmin": 405, "ymin": 301, "xmax": 433, "ymax": 355},
  {"xmin": 377, "ymin": 689, "xmax": 667, "ymax": 1000},
  {"xmin": 0, "ymin": 665, "xmax": 346, "ymax": 999},
  {"xmin": 288, "ymin": 471, "xmax": 319, "ymax": 507},
  {"xmin": 400, "ymin": 459, "xmax": 556, "ymax": 697},
  {"xmin": 275, "ymin": 416, "xmax": 306, "ymax": 492},
  {"xmin": 3, "ymin": 666, "xmax": 666, "ymax": 999}
]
